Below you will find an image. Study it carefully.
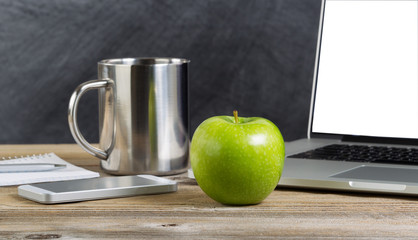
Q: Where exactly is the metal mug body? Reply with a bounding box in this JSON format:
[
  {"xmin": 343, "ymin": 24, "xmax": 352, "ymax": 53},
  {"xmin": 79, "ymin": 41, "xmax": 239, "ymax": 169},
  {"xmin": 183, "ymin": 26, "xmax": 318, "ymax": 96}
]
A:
[{"xmin": 68, "ymin": 58, "xmax": 190, "ymax": 175}]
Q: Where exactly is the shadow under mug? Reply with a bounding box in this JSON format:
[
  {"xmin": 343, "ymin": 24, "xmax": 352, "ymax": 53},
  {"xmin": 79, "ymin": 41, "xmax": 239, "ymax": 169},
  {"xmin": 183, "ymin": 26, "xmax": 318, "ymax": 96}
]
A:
[{"xmin": 68, "ymin": 58, "xmax": 190, "ymax": 175}]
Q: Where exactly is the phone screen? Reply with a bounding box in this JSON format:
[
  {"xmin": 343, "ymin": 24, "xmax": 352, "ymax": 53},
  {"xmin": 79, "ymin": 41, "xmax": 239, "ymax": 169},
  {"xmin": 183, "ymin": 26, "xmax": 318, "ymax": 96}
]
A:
[{"xmin": 32, "ymin": 176, "xmax": 160, "ymax": 193}]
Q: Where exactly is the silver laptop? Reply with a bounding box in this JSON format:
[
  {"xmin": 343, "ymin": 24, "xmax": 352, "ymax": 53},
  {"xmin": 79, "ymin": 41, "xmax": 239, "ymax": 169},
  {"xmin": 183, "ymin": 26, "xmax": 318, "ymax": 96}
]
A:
[{"xmin": 280, "ymin": 0, "xmax": 418, "ymax": 195}]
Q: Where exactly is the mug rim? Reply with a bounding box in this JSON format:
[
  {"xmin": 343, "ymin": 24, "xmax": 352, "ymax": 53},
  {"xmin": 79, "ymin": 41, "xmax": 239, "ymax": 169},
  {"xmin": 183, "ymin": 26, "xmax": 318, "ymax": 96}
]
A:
[{"xmin": 99, "ymin": 57, "xmax": 190, "ymax": 66}]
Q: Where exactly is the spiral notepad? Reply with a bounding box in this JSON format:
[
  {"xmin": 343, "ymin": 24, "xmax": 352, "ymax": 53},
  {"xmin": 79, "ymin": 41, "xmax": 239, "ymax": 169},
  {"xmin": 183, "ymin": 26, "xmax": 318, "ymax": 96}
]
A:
[{"xmin": 0, "ymin": 153, "xmax": 99, "ymax": 186}]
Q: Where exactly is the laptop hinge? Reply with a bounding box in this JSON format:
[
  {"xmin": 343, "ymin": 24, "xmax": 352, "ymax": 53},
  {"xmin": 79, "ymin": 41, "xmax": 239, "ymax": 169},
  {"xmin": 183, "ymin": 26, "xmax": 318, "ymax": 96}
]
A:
[{"xmin": 342, "ymin": 135, "xmax": 418, "ymax": 146}]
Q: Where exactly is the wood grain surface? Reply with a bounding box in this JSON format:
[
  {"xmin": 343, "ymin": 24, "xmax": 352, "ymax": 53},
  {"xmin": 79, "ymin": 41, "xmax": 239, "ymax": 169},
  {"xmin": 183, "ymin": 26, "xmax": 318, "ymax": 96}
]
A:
[{"xmin": 1, "ymin": 145, "xmax": 418, "ymax": 239}]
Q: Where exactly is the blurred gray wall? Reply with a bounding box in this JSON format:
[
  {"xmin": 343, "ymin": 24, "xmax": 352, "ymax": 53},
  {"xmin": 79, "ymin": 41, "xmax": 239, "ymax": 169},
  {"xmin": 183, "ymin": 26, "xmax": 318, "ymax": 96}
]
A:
[{"xmin": 0, "ymin": 0, "xmax": 321, "ymax": 143}]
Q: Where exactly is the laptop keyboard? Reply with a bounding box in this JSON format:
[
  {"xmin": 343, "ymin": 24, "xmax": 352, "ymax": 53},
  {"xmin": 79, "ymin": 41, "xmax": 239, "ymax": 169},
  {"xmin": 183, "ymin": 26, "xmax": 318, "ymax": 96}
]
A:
[{"xmin": 288, "ymin": 144, "xmax": 418, "ymax": 165}]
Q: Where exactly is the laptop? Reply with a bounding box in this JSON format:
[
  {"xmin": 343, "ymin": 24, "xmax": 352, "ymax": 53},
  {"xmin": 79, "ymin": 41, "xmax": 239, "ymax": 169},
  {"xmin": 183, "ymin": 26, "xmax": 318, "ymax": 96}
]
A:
[{"xmin": 279, "ymin": 0, "xmax": 418, "ymax": 195}]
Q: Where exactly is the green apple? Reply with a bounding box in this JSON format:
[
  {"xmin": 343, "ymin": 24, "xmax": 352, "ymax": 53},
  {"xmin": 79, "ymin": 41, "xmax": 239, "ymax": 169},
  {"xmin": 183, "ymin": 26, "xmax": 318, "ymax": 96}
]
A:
[{"xmin": 190, "ymin": 110, "xmax": 285, "ymax": 205}]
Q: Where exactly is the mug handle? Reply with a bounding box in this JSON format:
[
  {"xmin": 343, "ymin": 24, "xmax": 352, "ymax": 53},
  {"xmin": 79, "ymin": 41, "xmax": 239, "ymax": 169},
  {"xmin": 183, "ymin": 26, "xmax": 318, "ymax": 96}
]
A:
[{"xmin": 68, "ymin": 79, "xmax": 113, "ymax": 160}]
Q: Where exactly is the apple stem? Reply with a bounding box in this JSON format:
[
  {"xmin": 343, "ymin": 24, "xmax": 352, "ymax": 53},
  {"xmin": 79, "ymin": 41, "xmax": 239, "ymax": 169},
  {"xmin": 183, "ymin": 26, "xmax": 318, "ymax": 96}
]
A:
[{"xmin": 233, "ymin": 110, "xmax": 239, "ymax": 124}]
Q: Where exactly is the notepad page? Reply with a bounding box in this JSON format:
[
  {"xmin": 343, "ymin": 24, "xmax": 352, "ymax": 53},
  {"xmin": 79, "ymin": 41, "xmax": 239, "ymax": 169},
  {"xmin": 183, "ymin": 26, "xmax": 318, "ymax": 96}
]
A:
[{"xmin": 0, "ymin": 153, "xmax": 100, "ymax": 186}]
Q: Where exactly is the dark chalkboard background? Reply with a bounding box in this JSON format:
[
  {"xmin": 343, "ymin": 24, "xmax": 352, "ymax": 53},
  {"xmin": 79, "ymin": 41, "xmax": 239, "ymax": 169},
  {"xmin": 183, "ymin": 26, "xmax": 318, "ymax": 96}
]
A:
[{"xmin": 0, "ymin": 0, "xmax": 321, "ymax": 144}]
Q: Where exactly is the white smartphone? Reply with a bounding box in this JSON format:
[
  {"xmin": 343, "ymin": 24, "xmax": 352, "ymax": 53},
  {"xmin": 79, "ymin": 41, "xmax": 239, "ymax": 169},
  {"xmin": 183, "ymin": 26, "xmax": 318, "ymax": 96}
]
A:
[{"xmin": 18, "ymin": 175, "xmax": 177, "ymax": 204}]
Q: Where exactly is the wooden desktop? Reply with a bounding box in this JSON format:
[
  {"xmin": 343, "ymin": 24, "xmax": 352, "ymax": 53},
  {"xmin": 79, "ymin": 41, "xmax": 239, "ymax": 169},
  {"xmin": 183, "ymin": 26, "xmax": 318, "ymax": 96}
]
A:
[{"xmin": 0, "ymin": 144, "xmax": 417, "ymax": 239}]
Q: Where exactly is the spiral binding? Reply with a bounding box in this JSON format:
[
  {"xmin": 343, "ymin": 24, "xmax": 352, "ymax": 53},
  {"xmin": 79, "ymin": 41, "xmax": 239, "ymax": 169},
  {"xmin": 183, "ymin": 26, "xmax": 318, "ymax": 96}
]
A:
[{"xmin": 0, "ymin": 153, "xmax": 52, "ymax": 161}]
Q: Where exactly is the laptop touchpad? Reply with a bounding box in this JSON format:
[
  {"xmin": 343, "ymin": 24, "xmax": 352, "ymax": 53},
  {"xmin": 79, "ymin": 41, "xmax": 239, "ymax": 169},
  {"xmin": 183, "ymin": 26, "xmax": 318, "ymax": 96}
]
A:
[{"xmin": 330, "ymin": 166, "xmax": 418, "ymax": 183}]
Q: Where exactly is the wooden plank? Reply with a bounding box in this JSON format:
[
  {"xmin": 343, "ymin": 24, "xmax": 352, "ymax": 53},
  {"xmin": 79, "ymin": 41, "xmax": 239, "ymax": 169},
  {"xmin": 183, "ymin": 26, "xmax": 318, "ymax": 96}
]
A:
[{"xmin": 0, "ymin": 145, "xmax": 418, "ymax": 238}]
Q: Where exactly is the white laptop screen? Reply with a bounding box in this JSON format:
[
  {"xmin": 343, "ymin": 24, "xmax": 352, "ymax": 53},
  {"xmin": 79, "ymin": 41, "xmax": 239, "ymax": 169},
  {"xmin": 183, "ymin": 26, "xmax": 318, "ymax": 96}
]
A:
[{"xmin": 311, "ymin": 0, "xmax": 418, "ymax": 139}]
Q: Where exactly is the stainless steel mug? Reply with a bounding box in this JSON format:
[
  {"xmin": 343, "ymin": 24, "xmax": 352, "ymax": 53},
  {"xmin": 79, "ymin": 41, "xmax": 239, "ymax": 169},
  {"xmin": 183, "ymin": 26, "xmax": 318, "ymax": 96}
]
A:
[{"xmin": 68, "ymin": 58, "xmax": 190, "ymax": 175}]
